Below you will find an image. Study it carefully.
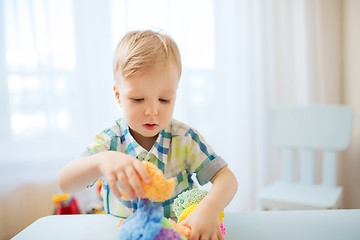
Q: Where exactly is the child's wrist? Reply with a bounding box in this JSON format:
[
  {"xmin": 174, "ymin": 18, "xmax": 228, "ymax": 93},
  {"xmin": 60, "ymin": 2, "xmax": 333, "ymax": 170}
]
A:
[
  {"xmin": 196, "ymin": 200, "xmax": 223, "ymax": 216},
  {"xmin": 90, "ymin": 151, "xmax": 108, "ymax": 175}
]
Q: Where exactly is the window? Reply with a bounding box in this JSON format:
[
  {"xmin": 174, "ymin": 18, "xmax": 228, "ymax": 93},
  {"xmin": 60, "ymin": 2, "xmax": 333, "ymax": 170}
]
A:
[
  {"xmin": 1, "ymin": 0, "xmax": 217, "ymax": 164},
  {"xmin": 1, "ymin": 0, "xmax": 82, "ymax": 163}
]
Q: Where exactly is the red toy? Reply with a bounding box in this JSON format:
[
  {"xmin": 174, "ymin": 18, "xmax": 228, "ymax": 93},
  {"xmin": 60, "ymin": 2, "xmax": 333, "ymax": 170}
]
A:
[{"xmin": 52, "ymin": 193, "xmax": 80, "ymax": 215}]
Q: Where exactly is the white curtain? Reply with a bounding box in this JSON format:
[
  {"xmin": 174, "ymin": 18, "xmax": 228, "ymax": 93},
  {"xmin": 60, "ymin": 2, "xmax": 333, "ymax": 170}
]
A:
[{"xmin": 0, "ymin": 0, "xmax": 343, "ymax": 213}]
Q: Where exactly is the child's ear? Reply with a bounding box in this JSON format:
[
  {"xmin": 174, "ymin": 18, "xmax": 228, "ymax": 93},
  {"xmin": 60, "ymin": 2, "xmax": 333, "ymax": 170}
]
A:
[{"xmin": 113, "ymin": 84, "xmax": 121, "ymax": 105}]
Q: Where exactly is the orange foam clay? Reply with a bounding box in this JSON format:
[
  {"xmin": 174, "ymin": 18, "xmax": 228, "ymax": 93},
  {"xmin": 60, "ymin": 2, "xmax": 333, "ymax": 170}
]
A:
[
  {"xmin": 122, "ymin": 161, "xmax": 175, "ymax": 202},
  {"xmin": 117, "ymin": 218, "xmax": 125, "ymax": 228},
  {"xmin": 168, "ymin": 218, "xmax": 191, "ymax": 239}
]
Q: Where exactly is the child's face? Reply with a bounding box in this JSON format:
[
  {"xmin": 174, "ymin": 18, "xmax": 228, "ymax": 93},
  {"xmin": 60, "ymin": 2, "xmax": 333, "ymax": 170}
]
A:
[{"xmin": 114, "ymin": 62, "xmax": 179, "ymax": 143}]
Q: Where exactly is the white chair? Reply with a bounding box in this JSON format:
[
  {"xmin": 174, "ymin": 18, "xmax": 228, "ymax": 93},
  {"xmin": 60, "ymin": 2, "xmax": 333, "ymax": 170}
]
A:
[{"xmin": 258, "ymin": 105, "xmax": 354, "ymax": 210}]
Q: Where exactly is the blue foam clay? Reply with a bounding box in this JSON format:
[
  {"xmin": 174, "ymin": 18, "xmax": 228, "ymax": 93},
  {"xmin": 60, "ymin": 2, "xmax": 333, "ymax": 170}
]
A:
[{"xmin": 118, "ymin": 199, "xmax": 163, "ymax": 240}]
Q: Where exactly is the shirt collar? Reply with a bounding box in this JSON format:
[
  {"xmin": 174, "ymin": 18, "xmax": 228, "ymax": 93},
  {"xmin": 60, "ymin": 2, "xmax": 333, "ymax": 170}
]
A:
[
  {"xmin": 118, "ymin": 118, "xmax": 172, "ymax": 163},
  {"xmin": 148, "ymin": 125, "xmax": 172, "ymax": 163}
]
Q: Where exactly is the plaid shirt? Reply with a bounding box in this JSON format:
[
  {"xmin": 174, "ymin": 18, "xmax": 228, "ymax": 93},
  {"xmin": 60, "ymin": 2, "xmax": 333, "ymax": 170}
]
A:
[{"xmin": 84, "ymin": 118, "xmax": 227, "ymax": 219}]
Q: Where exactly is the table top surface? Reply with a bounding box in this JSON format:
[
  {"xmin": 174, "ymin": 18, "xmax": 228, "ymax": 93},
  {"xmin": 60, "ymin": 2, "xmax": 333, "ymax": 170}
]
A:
[{"xmin": 12, "ymin": 209, "xmax": 360, "ymax": 240}]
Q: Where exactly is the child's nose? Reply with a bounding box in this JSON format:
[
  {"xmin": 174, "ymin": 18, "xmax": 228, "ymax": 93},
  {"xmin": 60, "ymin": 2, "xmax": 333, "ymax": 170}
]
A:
[{"xmin": 145, "ymin": 102, "xmax": 158, "ymax": 116}]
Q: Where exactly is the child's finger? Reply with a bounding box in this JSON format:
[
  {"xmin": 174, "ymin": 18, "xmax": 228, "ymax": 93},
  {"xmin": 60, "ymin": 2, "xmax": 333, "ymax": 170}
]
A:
[
  {"xmin": 217, "ymin": 233, "xmax": 224, "ymax": 240},
  {"xmin": 116, "ymin": 172, "xmax": 136, "ymax": 200},
  {"xmin": 133, "ymin": 160, "xmax": 152, "ymax": 184},
  {"xmin": 107, "ymin": 174, "xmax": 122, "ymax": 198},
  {"xmin": 188, "ymin": 231, "xmax": 198, "ymax": 240},
  {"xmin": 125, "ymin": 167, "xmax": 144, "ymax": 198}
]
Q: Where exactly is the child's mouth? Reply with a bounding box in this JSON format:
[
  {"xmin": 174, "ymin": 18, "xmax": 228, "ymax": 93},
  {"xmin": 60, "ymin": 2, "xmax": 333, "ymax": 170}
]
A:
[{"xmin": 144, "ymin": 124, "xmax": 157, "ymax": 130}]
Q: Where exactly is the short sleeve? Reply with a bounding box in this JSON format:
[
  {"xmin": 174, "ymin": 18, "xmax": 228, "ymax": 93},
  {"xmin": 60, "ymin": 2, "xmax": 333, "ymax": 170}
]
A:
[
  {"xmin": 86, "ymin": 131, "xmax": 111, "ymax": 154},
  {"xmin": 185, "ymin": 128, "xmax": 228, "ymax": 185},
  {"xmin": 83, "ymin": 131, "xmax": 111, "ymax": 188}
]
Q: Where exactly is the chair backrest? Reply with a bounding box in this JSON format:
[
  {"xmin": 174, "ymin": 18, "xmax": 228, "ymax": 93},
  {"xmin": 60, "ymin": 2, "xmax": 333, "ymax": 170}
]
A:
[{"xmin": 269, "ymin": 105, "xmax": 354, "ymax": 187}]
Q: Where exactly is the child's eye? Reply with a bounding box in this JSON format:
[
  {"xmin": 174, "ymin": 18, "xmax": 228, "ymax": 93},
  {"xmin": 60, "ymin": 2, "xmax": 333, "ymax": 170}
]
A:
[
  {"xmin": 159, "ymin": 99, "xmax": 170, "ymax": 103},
  {"xmin": 132, "ymin": 98, "xmax": 144, "ymax": 102}
]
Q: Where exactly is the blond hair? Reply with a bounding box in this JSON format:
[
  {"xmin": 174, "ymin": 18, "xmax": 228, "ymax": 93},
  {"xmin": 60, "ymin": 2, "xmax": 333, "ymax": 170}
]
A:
[{"xmin": 113, "ymin": 30, "xmax": 182, "ymax": 82}]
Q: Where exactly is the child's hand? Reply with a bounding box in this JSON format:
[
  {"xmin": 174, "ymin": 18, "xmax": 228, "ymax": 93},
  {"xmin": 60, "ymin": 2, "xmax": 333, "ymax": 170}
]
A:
[
  {"xmin": 178, "ymin": 204, "xmax": 224, "ymax": 240},
  {"xmin": 97, "ymin": 151, "xmax": 152, "ymax": 200}
]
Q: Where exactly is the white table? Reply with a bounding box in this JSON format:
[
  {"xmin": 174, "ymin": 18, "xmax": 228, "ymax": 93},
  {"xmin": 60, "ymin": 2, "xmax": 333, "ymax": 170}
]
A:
[{"xmin": 12, "ymin": 210, "xmax": 360, "ymax": 240}]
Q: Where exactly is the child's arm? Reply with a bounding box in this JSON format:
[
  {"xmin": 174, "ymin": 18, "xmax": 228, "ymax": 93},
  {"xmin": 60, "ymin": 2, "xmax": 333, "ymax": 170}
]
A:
[
  {"xmin": 58, "ymin": 151, "xmax": 151, "ymax": 200},
  {"xmin": 179, "ymin": 166, "xmax": 237, "ymax": 240}
]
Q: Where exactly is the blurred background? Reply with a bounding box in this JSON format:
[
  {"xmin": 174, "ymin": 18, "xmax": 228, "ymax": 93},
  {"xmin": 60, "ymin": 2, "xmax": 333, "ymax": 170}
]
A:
[{"xmin": 1, "ymin": 0, "xmax": 359, "ymax": 239}]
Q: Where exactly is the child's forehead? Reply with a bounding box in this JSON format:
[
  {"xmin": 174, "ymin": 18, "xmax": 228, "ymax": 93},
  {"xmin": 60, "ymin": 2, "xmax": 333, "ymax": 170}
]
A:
[
  {"xmin": 120, "ymin": 62, "xmax": 179, "ymax": 84},
  {"xmin": 123, "ymin": 83, "xmax": 177, "ymax": 95},
  {"xmin": 119, "ymin": 74, "xmax": 178, "ymax": 96},
  {"xmin": 126, "ymin": 87, "xmax": 176, "ymax": 94}
]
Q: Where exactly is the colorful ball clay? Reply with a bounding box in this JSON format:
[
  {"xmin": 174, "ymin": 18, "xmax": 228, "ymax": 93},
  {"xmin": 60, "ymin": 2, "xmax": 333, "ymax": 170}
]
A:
[
  {"xmin": 174, "ymin": 189, "xmax": 226, "ymax": 237},
  {"xmin": 173, "ymin": 189, "xmax": 208, "ymax": 218},
  {"xmin": 117, "ymin": 167, "xmax": 227, "ymax": 239}
]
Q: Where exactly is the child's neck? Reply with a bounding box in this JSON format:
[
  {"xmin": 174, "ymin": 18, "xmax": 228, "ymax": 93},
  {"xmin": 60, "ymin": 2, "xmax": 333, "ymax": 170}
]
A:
[
  {"xmin": 129, "ymin": 128, "xmax": 158, "ymax": 152},
  {"xmin": 140, "ymin": 140, "xmax": 156, "ymax": 152}
]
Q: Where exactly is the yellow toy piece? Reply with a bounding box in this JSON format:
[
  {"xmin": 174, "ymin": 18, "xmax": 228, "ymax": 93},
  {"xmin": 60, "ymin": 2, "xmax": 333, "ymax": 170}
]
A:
[{"xmin": 52, "ymin": 193, "xmax": 70, "ymax": 206}]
